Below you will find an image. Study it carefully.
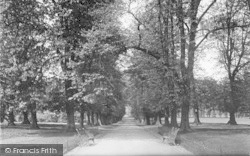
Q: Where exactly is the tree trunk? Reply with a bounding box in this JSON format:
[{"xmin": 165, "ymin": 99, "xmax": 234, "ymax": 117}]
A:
[
  {"xmin": 95, "ymin": 113, "xmax": 100, "ymax": 126},
  {"xmin": 138, "ymin": 116, "xmax": 142, "ymax": 123},
  {"xmin": 29, "ymin": 103, "xmax": 39, "ymax": 129},
  {"xmin": 193, "ymin": 108, "xmax": 201, "ymax": 125},
  {"xmin": 227, "ymin": 80, "xmax": 238, "ymax": 125},
  {"xmin": 65, "ymin": 102, "xmax": 75, "ymax": 131},
  {"xmin": 159, "ymin": 115, "xmax": 162, "ymax": 124},
  {"xmin": 227, "ymin": 112, "xmax": 237, "ymax": 125},
  {"xmin": 164, "ymin": 107, "xmax": 170, "ymax": 126},
  {"xmin": 177, "ymin": 0, "xmax": 202, "ymax": 132},
  {"xmin": 8, "ymin": 107, "xmax": 15, "ymax": 126},
  {"xmin": 60, "ymin": 42, "xmax": 76, "ymax": 132},
  {"xmin": 141, "ymin": 116, "xmax": 145, "ymax": 124},
  {"xmin": 180, "ymin": 95, "xmax": 191, "ymax": 131},
  {"xmin": 65, "ymin": 78, "xmax": 76, "ymax": 132},
  {"xmin": 145, "ymin": 115, "xmax": 150, "ymax": 125},
  {"xmin": 22, "ymin": 110, "xmax": 30, "ymax": 125},
  {"xmin": 97, "ymin": 113, "xmax": 102, "ymax": 126},
  {"xmin": 177, "ymin": 0, "xmax": 191, "ymax": 132},
  {"xmin": 91, "ymin": 111, "xmax": 95, "ymax": 126},
  {"xmin": 30, "ymin": 110, "xmax": 39, "ymax": 129},
  {"xmin": 87, "ymin": 111, "xmax": 91, "ymax": 125},
  {"xmin": 80, "ymin": 110, "xmax": 84, "ymax": 128},
  {"xmin": 103, "ymin": 115, "xmax": 108, "ymax": 125},
  {"xmin": 171, "ymin": 105, "xmax": 178, "ymax": 127},
  {"xmin": 100, "ymin": 114, "xmax": 105, "ymax": 125},
  {"xmin": 1, "ymin": 102, "xmax": 6, "ymax": 123},
  {"xmin": 154, "ymin": 113, "xmax": 161, "ymax": 125}
]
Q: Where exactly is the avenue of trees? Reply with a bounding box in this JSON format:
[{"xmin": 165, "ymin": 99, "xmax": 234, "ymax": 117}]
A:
[
  {"xmin": 123, "ymin": 0, "xmax": 250, "ymax": 131},
  {"xmin": 0, "ymin": 0, "xmax": 250, "ymax": 132},
  {"xmin": 0, "ymin": 0, "xmax": 126, "ymax": 131}
]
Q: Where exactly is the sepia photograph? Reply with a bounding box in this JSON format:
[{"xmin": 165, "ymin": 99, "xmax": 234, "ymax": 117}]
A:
[{"xmin": 0, "ymin": 0, "xmax": 250, "ymax": 155}]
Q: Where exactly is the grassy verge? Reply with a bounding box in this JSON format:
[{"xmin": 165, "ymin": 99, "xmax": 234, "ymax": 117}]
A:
[
  {"xmin": 140, "ymin": 117, "xmax": 250, "ymax": 156},
  {"xmin": 0, "ymin": 123, "xmax": 99, "ymax": 154},
  {"xmin": 179, "ymin": 123, "xmax": 250, "ymax": 156}
]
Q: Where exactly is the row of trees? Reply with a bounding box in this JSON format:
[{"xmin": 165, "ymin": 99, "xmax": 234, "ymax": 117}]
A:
[
  {"xmin": 126, "ymin": 75, "xmax": 250, "ymax": 125},
  {"xmin": 0, "ymin": 0, "xmax": 126, "ymax": 131},
  {"xmin": 1, "ymin": 0, "xmax": 250, "ymax": 133},
  {"xmin": 122, "ymin": 0, "xmax": 250, "ymax": 130}
]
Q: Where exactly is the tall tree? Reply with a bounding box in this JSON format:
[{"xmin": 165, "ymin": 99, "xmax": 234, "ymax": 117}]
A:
[
  {"xmin": 124, "ymin": 0, "xmax": 217, "ymax": 131},
  {"xmin": 48, "ymin": 0, "xmax": 115, "ymax": 131},
  {"xmin": 1, "ymin": 0, "xmax": 50, "ymax": 129},
  {"xmin": 213, "ymin": 0, "xmax": 250, "ymax": 124}
]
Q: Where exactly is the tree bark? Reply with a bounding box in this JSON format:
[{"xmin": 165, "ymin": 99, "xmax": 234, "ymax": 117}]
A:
[
  {"xmin": 97, "ymin": 113, "xmax": 102, "ymax": 126},
  {"xmin": 80, "ymin": 110, "xmax": 84, "ymax": 128},
  {"xmin": 29, "ymin": 102, "xmax": 39, "ymax": 129},
  {"xmin": 145, "ymin": 115, "xmax": 150, "ymax": 125},
  {"xmin": 65, "ymin": 104, "xmax": 75, "ymax": 131},
  {"xmin": 95, "ymin": 113, "xmax": 99, "ymax": 126},
  {"xmin": 193, "ymin": 108, "xmax": 201, "ymax": 125},
  {"xmin": 164, "ymin": 107, "xmax": 170, "ymax": 126},
  {"xmin": 227, "ymin": 80, "xmax": 238, "ymax": 125},
  {"xmin": 8, "ymin": 107, "xmax": 15, "ymax": 126},
  {"xmin": 1, "ymin": 102, "xmax": 6, "ymax": 123},
  {"xmin": 154, "ymin": 112, "xmax": 161, "ymax": 125},
  {"xmin": 159, "ymin": 111, "xmax": 162, "ymax": 124},
  {"xmin": 180, "ymin": 95, "xmax": 191, "ymax": 131},
  {"xmin": 30, "ymin": 110, "xmax": 39, "ymax": 129},
  {"xmin": 100, "ymin": 114, "xmax": 105, "ymax": 125},
  {"xmin": 176, "ymin": 0, "xmax": 191, "ymax": 132},
  {"xmin": 65, "ymin": 79, "xmax": 76, "ymax": 132},
  {"xmin": 22, "ymin": 110, "xmax": 30, "ymax": 125},
  {"xmin": 171, "ymin": 105, "xmax": 178, "ymax": 127},
  {"xmin": 60, "ymin": 42, "xmax": 76, "ymax": 132},
  {"xmin": 91, "ymin": 111, "xmax": 95, "ymax": 126},
  {"xmin": 177, "ymin": 0, "xmax": 201, "ymax": 132},
  {"xmin": 87, "ymin": 111, "xmax": 91, "ymax": 125},
  {"xmin": 227, "ymin": 112, "xmax": 237, "ymax": 125},
  {"xmin": 193, "ymin": 94, "xmax": 201, "ymax": 125}
]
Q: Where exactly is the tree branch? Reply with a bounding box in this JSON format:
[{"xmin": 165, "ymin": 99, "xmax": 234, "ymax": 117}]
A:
[
  {"xmin": 197, "ymin": 0, "xmax": 217, "ymax": 24},
  {"xmin": 126, "ymin": 46, "xmax": 161, "ymax": 60},
  {"xmin": 195, "ymin": 24, "xmax": 250, "ymax": 50}
]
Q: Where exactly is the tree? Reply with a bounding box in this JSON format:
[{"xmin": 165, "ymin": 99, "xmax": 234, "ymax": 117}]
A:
[
  {"xmin": 241, "ymin": 69, "xmax": 250, "ymax": 117},
  {"xmin": 213, "ymin": 0, "xmax": 250, "ymax": 124},
  {"xmin": 194, "ymin": 78, "xmax": 225, "ymax": 121},
  {"xmin": 123, "ymin": 0, "xmax": 217, "ymax": 131},
  {"xmin": 47, "ymin": 0, "xmax": 117, "ymax": 131},
  {"xmin": 1, "ymin": 0, "xmax": 50, "ymax": 128},
  {"xmin": 52, "ymin": 0, "xmax": 126, "ymax": 127}
]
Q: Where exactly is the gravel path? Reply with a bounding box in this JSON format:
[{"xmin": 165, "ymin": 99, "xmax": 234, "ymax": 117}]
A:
[{"xmin": 66, "ymin": 117, "xmax": 193, "ymax": 156}]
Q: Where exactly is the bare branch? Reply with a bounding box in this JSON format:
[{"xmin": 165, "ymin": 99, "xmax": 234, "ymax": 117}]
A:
[
  {"xmin": 233, "ymin": 30, "xmax": 248, "ymax": 76},
  {"xmin": 197, "ymin": 0, "xmax": 217, "ymax": 24},
  {"xmin": 195, "ymin": 24, "xmax": 250, "ymax": 50},
  {"xmin": 126, "ymin": 46, "xmax": 160, "ymax": 60},
  {"xmin": 238, "ymin": 61, "xmax": 250, "ymax": 71},
  {"xmin": 137, "ymin": 23, "xmax": 142, "ymax": 47}
]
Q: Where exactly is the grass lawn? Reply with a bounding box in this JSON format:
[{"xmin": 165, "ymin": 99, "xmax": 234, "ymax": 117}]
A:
[
  {"xmin": 179, "ymin": 123, "xmax": 250, "ymax": 156},
  {"xmin": 142, "ymin": 117, "xmax": 250, "ymax": 155},
  {"xmin": 160, "ymin": 117, "xmax": 250, "ymax": 156},
  {"xmin": 0, "ymin": 122, "xmax": 99, "ymax": 154}
]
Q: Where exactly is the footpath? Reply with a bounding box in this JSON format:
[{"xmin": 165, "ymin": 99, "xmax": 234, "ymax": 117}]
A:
[{"xmin": 66, "ymin": 117, "xmax": 193, "ymax": 156}]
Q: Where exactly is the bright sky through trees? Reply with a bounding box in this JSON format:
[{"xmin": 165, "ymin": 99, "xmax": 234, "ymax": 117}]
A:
[{"xmin": 119, "ymin": 0, "xmax": 227, "ymax": 81}]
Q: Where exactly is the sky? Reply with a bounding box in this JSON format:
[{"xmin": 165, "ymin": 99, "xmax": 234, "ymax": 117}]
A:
[
  {"xmin": 119, "ymin": 0, "xmax": 227, "ymax": 81},
  {"xmin": 195, "ymin": 48, "xmax": 227, "ymax": 81}
]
